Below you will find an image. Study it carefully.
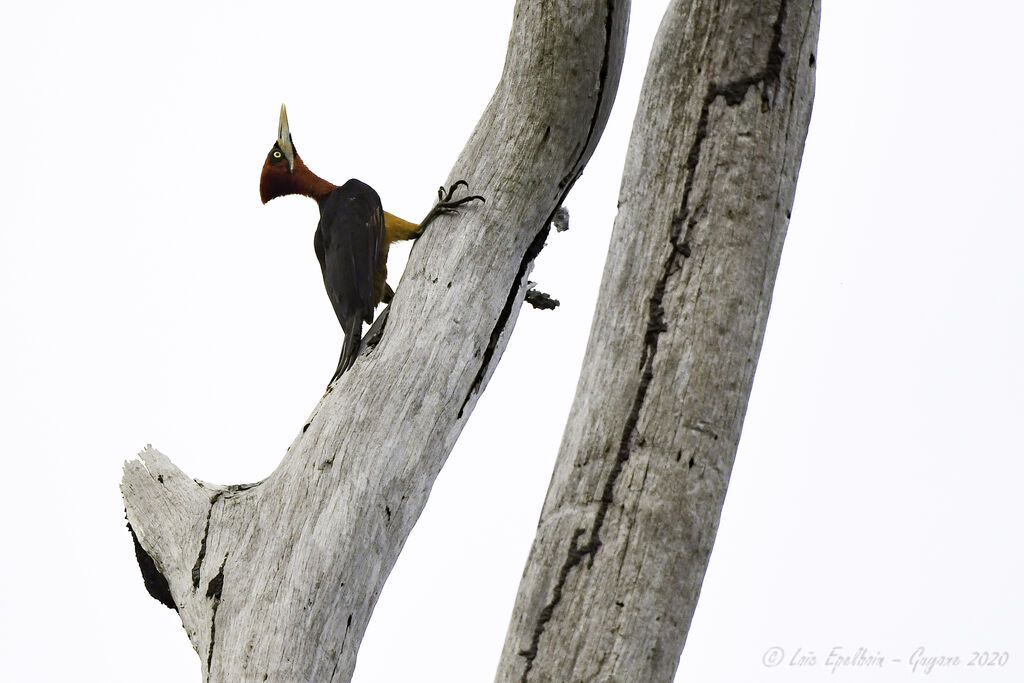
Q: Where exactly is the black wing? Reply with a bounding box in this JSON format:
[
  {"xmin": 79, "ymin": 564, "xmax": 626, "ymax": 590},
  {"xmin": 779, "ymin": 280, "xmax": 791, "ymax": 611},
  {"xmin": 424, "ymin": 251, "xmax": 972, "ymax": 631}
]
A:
[{"xmin": 314, "ymin": 179, "xmax": 385, "ymax": 328}]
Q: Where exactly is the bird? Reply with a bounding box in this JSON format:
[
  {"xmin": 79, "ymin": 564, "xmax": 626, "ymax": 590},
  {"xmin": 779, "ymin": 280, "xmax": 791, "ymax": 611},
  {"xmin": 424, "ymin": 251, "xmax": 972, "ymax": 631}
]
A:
[{"xmin": 259, "ymin": 104, "xmax": 483, "ymax": 385}]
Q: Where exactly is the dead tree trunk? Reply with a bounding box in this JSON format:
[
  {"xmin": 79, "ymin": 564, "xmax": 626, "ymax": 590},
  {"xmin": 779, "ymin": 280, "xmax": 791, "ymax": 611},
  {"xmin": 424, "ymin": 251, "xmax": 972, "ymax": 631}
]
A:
[
  {"xmin": 496, "ymin": 1, "xmax": 819, "ymax": 681},
  {"xmin": 120, "ymin": 2, "xmax": 628, "ymax": 681}
]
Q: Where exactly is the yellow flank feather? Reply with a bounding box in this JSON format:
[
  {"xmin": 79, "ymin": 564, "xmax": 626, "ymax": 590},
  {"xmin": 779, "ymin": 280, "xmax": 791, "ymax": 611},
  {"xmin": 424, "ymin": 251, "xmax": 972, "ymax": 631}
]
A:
[{"xmin": 383, "ymin": 212, "xmax": 421, "ymax": 244}]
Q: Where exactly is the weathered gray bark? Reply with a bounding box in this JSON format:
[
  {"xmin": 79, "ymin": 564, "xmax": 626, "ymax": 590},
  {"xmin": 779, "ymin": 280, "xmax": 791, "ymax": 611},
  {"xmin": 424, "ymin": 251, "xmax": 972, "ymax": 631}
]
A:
[
  {"xmin": 120, "ymin": 2, "xmax": 628, "ymax": 681},
  {"xmin": 496, "ymin": 1, "xmax": 818, "ymax": 681}
]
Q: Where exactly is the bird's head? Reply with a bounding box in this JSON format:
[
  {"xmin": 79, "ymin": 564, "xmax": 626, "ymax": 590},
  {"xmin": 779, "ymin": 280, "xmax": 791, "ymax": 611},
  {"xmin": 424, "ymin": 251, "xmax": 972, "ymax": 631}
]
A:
[{"xmin": 259, "ymin": 103, "xmax": 300, "ymax": 204}]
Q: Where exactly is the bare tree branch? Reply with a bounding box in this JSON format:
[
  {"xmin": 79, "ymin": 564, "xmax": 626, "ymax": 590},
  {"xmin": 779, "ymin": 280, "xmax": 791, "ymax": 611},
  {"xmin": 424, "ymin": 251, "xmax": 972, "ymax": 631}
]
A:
[
  {"xmin": 496, "ymin": 1, "xmax": 819, "ymax": 680},
  {"xmin": 120, "ymin": 2, "xmax": 629, "ymax": 681}
]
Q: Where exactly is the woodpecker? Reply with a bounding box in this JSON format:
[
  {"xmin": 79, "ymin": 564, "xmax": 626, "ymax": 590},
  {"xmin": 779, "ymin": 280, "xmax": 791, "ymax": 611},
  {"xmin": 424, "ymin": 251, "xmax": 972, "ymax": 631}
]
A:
[{"xmin": 260, "ymin": 105, "xmax": 483, "ymax": 384}]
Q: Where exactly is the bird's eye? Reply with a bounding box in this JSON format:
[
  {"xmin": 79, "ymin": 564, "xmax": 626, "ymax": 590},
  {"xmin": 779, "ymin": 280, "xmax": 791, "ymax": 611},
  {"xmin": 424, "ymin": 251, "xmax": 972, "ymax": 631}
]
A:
[{"xmin": 273, "ymin": 150, "xmax": 283, "ymax": 159}]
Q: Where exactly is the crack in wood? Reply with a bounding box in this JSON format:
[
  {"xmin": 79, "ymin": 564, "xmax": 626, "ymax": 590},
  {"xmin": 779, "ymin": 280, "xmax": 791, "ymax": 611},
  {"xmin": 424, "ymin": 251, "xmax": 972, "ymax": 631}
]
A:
[
  {"xmin": 461, "ymin": 0, "xmax": 619, "ymax": 430},
  {"xmin": 329, "ymin": 614, "xmax": 354, "ymax": 683},
  {"xmin": 192, "ymin": 491, "xmax": 223, "ymax": 590},
  {"xmin": 680, "ymin": 0, "xmax": 787, "ymax": 252},
  {"xmin": 517, "ymin": 1, "xmax": 789, "ymax": 679},
  {"xmin": 205, "ymin": 558, "xmax": 227, "ymax": 682},
  {"xmin": 458, "ymin": 222, "xmax": 550, "ymax": 420},
  {"xmin": 558, "ymin": 0, "xmax": 617, "ymax": 193}
]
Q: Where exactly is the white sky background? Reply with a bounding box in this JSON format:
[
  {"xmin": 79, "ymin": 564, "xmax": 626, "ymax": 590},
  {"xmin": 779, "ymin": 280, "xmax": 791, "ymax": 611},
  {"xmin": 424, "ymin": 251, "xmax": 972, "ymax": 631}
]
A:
[{"xmin": 1, "ymin": 1, "xmax": 1022, "ymax": 681}]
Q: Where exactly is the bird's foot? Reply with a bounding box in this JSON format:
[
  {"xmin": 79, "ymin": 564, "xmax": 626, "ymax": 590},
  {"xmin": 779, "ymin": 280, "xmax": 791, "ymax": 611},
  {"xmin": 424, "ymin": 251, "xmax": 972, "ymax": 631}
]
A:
[{"xmin": 415, "ymin": 180, "xmax": 485, "ymax": 235}]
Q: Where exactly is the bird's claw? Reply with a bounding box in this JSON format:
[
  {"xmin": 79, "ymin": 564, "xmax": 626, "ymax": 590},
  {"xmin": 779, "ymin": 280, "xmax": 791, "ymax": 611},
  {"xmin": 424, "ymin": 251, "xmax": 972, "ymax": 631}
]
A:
[
  {"xmin": 435, "ymin": 180, "xmax": 482, "ymax": 211},
  {"xmin": 419, "ymin": 180, "xmax": 485, "ymax": 233},
  {"xmin": 438, "ymin": 180, "xmax": 470, "ymax": 203}
]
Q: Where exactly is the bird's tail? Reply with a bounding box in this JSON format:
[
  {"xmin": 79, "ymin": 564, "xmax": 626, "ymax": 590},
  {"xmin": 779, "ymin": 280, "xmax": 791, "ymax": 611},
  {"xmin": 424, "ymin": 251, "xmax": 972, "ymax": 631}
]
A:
[{"xmin": 329, "ymin": 320, "xmax": 362, "ymax": 386}]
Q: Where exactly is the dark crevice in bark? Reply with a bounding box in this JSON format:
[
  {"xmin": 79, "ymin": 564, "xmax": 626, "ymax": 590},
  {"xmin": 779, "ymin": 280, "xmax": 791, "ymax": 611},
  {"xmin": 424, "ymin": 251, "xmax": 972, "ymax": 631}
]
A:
[
  {"xmin": 558, "ymin": 0, "xmax": 617, "ymax": 192},
  {"xmin": 329, "ymin": 614, "xmax": 354, "ymax": 682},
  {"xmin": 459, "ymin": 0, "xmax": 617, "ymax": 423},
  {"xmin": 127, "ymin": 519, "xmax": 176, "ymax": 610},
  {"xmin": 458, "ymin": 223, "xmax": 550, "ymax": 419},
  {"xmin": 517, "ymin": 2, "xmax": 789, "ymax": 679},
  {"xmin": 205, "ymin": 558, "xmax": 227, "ymax": 682},
  {"xmin": 517, "ymin": 528, "xmax": 587, "ymax": 678},
  {"xmin": 362, "ymin": 304, "xmax": 391, "ymax": 352},
  {"xmin": 519, "ymin": 286, "xmax": 659, "ymax": 680},
  {"xmin": 711, "ymin": 0, "xmax": 786, "ymax": 110},
  {"xmin": 458, "ymin": 3, "xmax": 617, "ymax": 425},
  {"xmin": 192, "ymin": 491, "xmax": 223, "ymax": 590},
  {"xmin": 681, "ymin": 0, "xmax": 787, "ymax": 249}
]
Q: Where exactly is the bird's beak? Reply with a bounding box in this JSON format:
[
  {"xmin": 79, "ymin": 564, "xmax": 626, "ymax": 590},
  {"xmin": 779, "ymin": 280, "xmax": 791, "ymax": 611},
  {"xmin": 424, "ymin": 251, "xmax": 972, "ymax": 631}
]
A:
[{"xmin": 277, "ymin": 103, "xmax": 296, "ymax": 172}]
